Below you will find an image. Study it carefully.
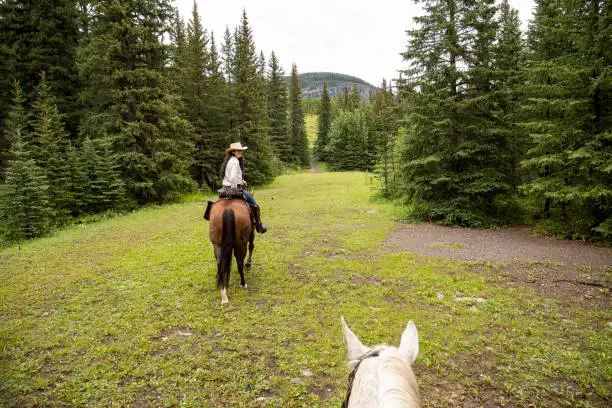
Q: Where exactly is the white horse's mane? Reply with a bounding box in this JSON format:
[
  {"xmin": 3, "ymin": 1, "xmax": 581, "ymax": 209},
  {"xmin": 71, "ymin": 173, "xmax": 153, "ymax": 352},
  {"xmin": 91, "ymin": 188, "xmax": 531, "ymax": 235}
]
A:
[{"xmin": 342, "ymin": 317, "xmax": 422, "ymax": 408}]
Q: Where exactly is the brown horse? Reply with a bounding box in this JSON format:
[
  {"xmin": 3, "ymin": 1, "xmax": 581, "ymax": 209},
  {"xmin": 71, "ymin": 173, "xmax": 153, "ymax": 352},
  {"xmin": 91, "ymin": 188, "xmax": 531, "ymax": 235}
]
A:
[{"xmin": 208, "ymin": 199, "xmax": 255, "ymax": 304}]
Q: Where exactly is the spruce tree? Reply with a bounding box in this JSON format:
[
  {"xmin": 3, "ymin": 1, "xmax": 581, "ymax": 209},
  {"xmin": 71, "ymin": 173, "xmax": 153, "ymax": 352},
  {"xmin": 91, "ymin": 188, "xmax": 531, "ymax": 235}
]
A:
[
  {"xmin": 315, "ymin": 80, "xmax": 332, "ymax": 161},
  {"xmin": 74, "ymin": 137, "xmax": 127, "ymax": 214},
  {"xmin": 169, "ymin": 12, "xmax": 188, "ymax": 93},
  {"xmin": 520, "ymin": 0, "xmax": 612, "ymax": 239},
  {"xmin": 398, "ymin": 0, "xmax": 516, "ymax": 226},
  {"xmin": 373, "ymin": 79, "xmax": 400, "ymax": 193},
  {"xmin": 494, "ymin": 0, "xmax": 526, "ymax": 192},
  {"xmin": 325, "ymin": 109, "xmax": 370, "ymax": 171},
  {"xmin": 31, "ymin": 72, "xmax": 74, "ymax": 223},
  {"xmin": 0, "ymin": 82, "xmax": 51, "ymax": 240},
  {"xmin": 230, "ymin": 10, "xmax": 274, "ymax": 184},
  {"xmin": 202, "ymin": 32, "xmax": 232, "ymax": 188},
  {"xmin": 183, "ymin": 1, "xmax": 213, "ymax": 187},
  {"xmin": 348, "ymin": 83, "xmax": 361, "ymax": 111},
  {"xmin": 78, "ymin": 0, "xmax": 195, "ymax": 204},
  {"xmin": 0, "ymin": 0, "xmax": 81, "ymax": 179},
  {"xmin": 221, "ymin": 26, "xmax": 235, "ymax": 83},
  {"xmin": 288, "ymin": 64, "xmax": 310, "ymax": 166},
  {"xmin": 266, "ymin": 52, "xmax": 290, "ymax": 160},
  {"xmin": 343, "ymin": 84, "xmax": 350, "ymax": 109}
]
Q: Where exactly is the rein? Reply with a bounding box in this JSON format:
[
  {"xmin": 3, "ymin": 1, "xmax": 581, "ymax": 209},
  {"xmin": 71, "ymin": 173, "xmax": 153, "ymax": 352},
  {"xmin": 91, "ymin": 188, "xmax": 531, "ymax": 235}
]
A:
[{"xmin": 341, "ymin": 349, "xmax": 381, "ymax": 408}]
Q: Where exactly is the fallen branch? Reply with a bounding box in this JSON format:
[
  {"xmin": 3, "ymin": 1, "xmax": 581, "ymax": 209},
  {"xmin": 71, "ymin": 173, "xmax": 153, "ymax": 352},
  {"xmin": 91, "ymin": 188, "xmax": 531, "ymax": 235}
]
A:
[{"xmin": 552, "ymin": 279, "xmax": 610, "ymax": 289}]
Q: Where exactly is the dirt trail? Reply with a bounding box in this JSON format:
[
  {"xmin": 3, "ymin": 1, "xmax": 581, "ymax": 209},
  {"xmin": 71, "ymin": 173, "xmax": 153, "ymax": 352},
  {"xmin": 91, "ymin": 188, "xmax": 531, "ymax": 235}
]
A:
[
  {"xmin": 385, "ymin": 224, "xmax": 611, "ymax": 308},
  {"xmin": 386, "ymin": 224, "xmax": 612, "ymax": 266}
]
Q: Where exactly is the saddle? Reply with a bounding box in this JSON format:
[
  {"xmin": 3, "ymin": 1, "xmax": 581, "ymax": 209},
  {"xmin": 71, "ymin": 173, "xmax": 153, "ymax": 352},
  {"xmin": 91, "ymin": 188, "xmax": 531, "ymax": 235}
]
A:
[
  {"xmin": 217, "ymin": 187, "xmax": 245, "ymax": 199},
  {"xmin": 204, "ymin": 188, "xmax": 255, "ymax": 225}
]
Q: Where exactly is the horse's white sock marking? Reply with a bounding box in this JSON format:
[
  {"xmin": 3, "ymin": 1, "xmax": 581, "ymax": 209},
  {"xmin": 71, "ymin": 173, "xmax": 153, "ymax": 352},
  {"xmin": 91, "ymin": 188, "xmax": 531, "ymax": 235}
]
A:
[{"xmin": 221, "ymin": 288, "xmax": 229, "ymax": 304}]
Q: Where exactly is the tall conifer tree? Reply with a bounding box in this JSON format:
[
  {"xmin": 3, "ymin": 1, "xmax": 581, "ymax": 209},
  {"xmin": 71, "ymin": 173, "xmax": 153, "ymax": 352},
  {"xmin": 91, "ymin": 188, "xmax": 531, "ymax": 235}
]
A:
[
  {"xmin": 520, "ymin": 0, "xmax": 612, "ymax": 238},
  {"xmin": 266, "ymin": 52, "xmax": 290, "ymax": 160},
  {"xmin": 31, "ymin": 72, "xmax": 74, "ymax": 222},
  {"xmin": 348, "ymin": 83, "xmax": 361, "ymax": 111},
  {"xmin": 221, "ymin": 26, "xmax": 235, "ymax": 83},
  {"xmin": 0, "ymin": 82, "xmax": 51, "ymax": 240},
  {"xmin": 373, "ymin": 79, "xmax": 399, "ymax": 193},
  {"xmin": 78, "ymin": 0, "xmax": 195, "ymax": 204},
  {"xmin": 0, "ymin": 0, "xmax": 81, "ymax": 179},
  {"xmin": 73, "ymin": 137, "xmax": 126, "ymax": 214},
  {"xmin": 202, "ymin": 32, "xmax": 232, "ymax": 188},
  {"xmin": 183, "ymin": 1, "xmax": 213, "ymax": 187},
  {"xmin": 288, "ymin": 63, "xmax": 310, "ymax": 166},
  {"xmin": 230, "ymin": 10, "xmax": 274, "ymax": 184},
  {"xmin": 494, "ymin": 0, "xmax": 526, "ymax": 191},
  {"xmin": 315, "ymin": 80, "xmax": 332, "ymax": 161},
  {"xmin": 398, "ymin": 0, "xmax": 515, "ymax": 226}
]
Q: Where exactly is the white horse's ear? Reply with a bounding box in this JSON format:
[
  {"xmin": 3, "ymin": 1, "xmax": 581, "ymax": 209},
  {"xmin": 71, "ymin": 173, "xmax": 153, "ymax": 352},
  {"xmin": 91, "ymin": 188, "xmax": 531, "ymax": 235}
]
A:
[
  {"xmin": 399, "ymin": 321, "xmax": 419, "ymax": 364},
  {"xmin": 341, "ymin": 316, "xmax": 370, "ymax": 362}
]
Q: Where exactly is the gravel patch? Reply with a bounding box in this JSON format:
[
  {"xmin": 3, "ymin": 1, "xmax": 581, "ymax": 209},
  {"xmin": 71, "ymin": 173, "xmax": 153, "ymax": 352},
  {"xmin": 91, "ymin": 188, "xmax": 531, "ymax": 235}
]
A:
[
  {"xmin": 385, "ymin": 224, "xmax": 612, "ymax": 267},
  {"xmin": 385, "ymin": 224, "xmax": 611, "ymax": 309}
]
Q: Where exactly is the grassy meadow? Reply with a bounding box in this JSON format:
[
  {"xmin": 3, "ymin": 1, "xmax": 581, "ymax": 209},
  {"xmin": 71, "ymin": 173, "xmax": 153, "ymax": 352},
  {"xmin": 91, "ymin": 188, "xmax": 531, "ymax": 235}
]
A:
[
  {"xmin": 0, "ymin": 171, "xmax": 610, "ymax": 407},
  {"xmin": 305, "ymin": 114, "xmax": 318, "ymax": 150}
]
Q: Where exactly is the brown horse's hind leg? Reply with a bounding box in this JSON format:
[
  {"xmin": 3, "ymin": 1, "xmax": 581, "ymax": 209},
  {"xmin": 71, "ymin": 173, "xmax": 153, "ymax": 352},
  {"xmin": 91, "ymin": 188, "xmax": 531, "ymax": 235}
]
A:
[
  {"xmin": 245, "ymin": 229, "xmax": 255, "ymax": 269},
  {"xmin": 234, "ymin": 245, "xmax": 247, "ymax": 288},
  {"xmin": 214, "ymin": 245, "xmax": 229, "ymax": 304}
]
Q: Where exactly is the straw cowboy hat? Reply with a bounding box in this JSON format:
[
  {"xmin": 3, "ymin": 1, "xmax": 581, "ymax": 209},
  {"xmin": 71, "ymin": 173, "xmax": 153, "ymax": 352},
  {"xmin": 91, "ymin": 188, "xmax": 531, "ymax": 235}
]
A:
[{"xmin": 226, "ymin": 142, "xmax": 248, "ymax": 152}]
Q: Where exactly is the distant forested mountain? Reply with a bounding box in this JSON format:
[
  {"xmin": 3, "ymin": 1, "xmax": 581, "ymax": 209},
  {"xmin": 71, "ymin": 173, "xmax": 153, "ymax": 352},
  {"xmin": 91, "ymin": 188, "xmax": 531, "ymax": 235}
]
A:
[{"xmin": 287, "ymin": 72, "xmax": 378, "ymax": 99}]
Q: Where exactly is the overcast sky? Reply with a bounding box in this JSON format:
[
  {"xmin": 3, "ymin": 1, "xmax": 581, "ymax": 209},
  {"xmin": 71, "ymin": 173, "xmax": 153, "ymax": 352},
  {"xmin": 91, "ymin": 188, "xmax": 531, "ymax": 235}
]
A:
[{"xmin": 175, "ymin": 0, "xmax": 535, "ymax": 87}]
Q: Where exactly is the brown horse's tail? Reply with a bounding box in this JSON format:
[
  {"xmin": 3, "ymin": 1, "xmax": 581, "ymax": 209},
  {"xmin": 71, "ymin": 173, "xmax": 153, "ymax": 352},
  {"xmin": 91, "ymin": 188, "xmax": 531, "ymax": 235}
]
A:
[{"xmin": 217, "ymin": 207, "xmax": 235, "ymax": 288}]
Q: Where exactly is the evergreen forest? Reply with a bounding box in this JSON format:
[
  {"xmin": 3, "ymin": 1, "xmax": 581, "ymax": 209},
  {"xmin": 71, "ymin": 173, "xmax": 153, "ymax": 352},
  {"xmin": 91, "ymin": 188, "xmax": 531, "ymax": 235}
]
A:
[
  {"xmin": 316, "ymin": 0, "xmax": 611, "ymax": 241},
  {"xmin": 0, "ymin": 1, "xmax": 309, "ymax": 242},
  {"xmin": 0, "ymin": 0, "xmax": 610, "ymax": 242}
]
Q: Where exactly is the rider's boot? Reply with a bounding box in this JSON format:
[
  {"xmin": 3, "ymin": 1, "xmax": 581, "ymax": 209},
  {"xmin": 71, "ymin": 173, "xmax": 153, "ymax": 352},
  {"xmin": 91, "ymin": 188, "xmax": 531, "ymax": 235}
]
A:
[
  {"xmin": 252, "ymin": 204, "xmax": 267, "ymax": 233},
  {"xmin": 204, "ymin": 200, "xmax": 215, "ymax": 220}
]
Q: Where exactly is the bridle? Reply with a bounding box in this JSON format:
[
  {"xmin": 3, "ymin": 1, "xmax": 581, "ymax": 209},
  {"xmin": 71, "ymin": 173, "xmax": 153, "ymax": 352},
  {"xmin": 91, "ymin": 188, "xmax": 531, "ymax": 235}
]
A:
[{"xmin": 341, "ymin": 348, "xmax": 381, "ymax": 408}]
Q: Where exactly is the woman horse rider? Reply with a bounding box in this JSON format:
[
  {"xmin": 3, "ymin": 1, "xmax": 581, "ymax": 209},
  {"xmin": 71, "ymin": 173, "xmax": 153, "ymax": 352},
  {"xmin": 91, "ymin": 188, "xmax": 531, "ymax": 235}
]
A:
[{"xmin": 220, "ymin": 142, "xmax": 267, "ymax": 233}]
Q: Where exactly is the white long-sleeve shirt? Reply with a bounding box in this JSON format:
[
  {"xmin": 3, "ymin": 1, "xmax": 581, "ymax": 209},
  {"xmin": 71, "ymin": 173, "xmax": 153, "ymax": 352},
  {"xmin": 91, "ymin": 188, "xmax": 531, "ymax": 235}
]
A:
[{"xmin": 222, "ymin": 156, "xmax": 243, "ymax": 188}]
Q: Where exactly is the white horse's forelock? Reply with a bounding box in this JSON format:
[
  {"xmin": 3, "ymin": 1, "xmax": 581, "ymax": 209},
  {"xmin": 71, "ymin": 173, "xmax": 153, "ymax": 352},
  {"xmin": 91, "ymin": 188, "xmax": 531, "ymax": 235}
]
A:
[
  {"xmin": 377, "ymin": 349, "xmax": 420, "ymax": 407},
  {"xmin": 341, "ymin": 317, "xmax": 421, "ymax": 408},
  {"xmin": 348, "ymin": 346, "xmax": 421, "ymax": 408}
]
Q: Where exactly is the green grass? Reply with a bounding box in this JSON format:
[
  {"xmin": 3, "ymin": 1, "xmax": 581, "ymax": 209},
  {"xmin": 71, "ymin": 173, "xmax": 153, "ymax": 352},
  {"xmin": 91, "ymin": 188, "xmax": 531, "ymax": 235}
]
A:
[
  {"xmin": 305, "ymin": 114, "xmax": 318, "ymax": 149},
  {"xmin": 432, "ymin": 242, "xmax": 463, "ymax": 250},
  {"xmin": 1, "ymin": 171, "xmax": 610, "ymax": 407}
]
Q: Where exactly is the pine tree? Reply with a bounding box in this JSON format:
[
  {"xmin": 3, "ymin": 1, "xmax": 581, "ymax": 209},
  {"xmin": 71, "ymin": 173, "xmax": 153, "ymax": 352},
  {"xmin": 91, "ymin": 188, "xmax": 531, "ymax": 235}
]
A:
[
  {"xmin": 169, "ymin": 11, "xmax": 188, "ymax": 93},
  {"xmin": 258, "ymin": 51, "xmax": 266, "ymax": 77},
  {"xmin": 315, "ymin": 80, "xmax": 332, "ymax": 161},
  {"xmin": 398, "ymin": 0, "xmax": 516, "ymax": 227},
  {"xmin": 267, "ymin": 51, "xmax": 290, "ymax": 160},
  {"xmin": 343, "ymin": 84, "xmax": 350, "ymax": 109},
  {"xmin": 31, "ymin": 72, "xmax": 74, "ymax": 223},
  {"xmin": 202, "ymin": 32, "xmax": 232, "ymax": 188},
  {"xmin": 182, "ymin": 1, "xmax": 213, "ymax": 188},
  {"xmin": 0, "ymin": 82, "xmax": 51, "ymax": 240},
  {"xmin": 221, "ymin": 26, "xmax": 235, "ymax": 83},
  {"xmin": 457, "ymin": 0, "xmax": 517, "ymax": 223},
  {"xmin": 494, "ymin": 0, "xmax": 526, "ymax": 192},
  {"xmin": 373, "ymin": 79, "xmax": 400, "ymax": 193},
  {"xmin": 325, "ymin": 109, "xmax": 370, "ymax": 171},
  {"xmin": 78, "ymin": 0, "xmax": 195, "ymax": 204},
  {"xmin": 74, "ymin": 137, "xmax": 127, "ymax": 214},
  {"xmin": 520, "ymin": 0, "xmax": 612, "ymax": 239},
  {"xmin": 288, "ymin": 63, "xmax": 310, "ymax": 166},
  {"xmin": 348, "ymin": 83, "xmax": 361, "ymax": 111},
  {"xmin": 230, "ymin": 10, "xmax": 275, "ymax": 184},
  {"xmin": 0, "ymin": 0, "xmax": 81, "ymax": 179}
]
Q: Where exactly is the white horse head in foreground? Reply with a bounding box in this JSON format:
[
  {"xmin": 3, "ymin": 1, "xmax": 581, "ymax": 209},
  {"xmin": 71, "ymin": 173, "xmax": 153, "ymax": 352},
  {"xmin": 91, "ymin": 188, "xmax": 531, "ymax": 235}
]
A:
[{"xmin": 340, "ymin": 316, "xmax": 422, "ymax": 408}]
